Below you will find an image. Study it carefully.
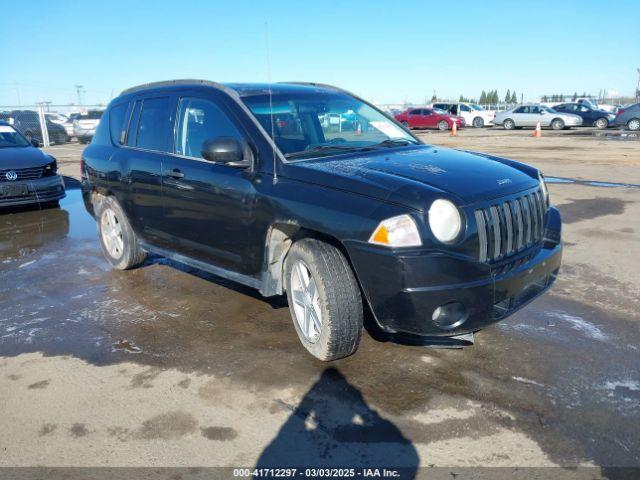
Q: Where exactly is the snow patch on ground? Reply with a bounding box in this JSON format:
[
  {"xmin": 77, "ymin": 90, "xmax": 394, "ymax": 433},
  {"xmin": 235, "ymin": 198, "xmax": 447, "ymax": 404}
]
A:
[
  {"xmin": 544, "ymin": 311, "xmax": 608, "ymax": 341},
  {"xmin": 512, "ymin": 376, "xmax": 545, "ymax": 387}
]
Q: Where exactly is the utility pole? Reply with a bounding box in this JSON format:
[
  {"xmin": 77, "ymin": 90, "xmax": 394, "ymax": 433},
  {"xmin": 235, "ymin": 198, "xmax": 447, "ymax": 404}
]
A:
[
  {"xmin": 12, "ymin": 81, "xmax": 21, "ymax": 106},
  {"xmin": 75, "ymin": 85, "xmax": 84, "ymax": 106},
  {"xmin": 636, "ymin": 68, "xmax": 640, "ymax": 103}
]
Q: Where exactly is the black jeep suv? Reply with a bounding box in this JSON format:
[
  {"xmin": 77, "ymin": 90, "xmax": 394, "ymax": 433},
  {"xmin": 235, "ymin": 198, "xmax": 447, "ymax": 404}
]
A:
[{"xmin": 81, "ymin": 80, "xmax": 562, "ymax": 361}]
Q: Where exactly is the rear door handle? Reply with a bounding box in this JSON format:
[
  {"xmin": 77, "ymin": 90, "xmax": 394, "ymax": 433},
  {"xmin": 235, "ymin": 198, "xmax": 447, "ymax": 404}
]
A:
[{"xmin": 164, "ymin": 169, "xmax": 184, "ymax": 179}]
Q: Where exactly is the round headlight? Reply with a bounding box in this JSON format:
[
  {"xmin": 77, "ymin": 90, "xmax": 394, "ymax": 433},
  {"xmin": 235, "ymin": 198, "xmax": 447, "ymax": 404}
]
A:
[{"xmin": 428, "ymin": 199, "xmax": 462, "ymax": 243}]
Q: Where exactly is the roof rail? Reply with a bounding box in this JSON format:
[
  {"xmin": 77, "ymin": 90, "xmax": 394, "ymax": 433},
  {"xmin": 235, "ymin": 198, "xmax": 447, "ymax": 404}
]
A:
[
  {"xmin": 120, "ymin": 79, "xmax": 224, "ymax": 96},
  {"xmin": 279, "ymin": 82, "xmax": 343, "ymax": 92}
]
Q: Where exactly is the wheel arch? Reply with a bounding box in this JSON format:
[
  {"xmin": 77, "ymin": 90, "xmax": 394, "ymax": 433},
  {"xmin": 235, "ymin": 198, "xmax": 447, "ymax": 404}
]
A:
[{"xmin": 261, "ymin": 221, "xmax": 354, "ymax": 297}]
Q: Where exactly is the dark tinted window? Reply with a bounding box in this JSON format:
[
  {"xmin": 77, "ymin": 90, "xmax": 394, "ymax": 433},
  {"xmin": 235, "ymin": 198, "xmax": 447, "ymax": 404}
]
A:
[
  {"xmin": 136, "ymin": 97, "xmax": 170, "ymax": 151},
  {"xmin": 513, "ymin": 107, "xmax": 526, "ymax": 113},
  {"xmin": 175, "ymin": 97, "xmax": 242, "ymax": 159},
  {"xmin": 409, "ymin": 109, "xmax": 422, "ymax": 115},
  {"xmin": 109, "ymin": 103, "xmax": 129, "ymax": 145}
]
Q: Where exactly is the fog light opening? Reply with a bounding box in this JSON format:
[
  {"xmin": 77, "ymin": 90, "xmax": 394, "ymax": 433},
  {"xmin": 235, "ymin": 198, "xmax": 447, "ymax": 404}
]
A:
[{"xmin": 432, "ymin": 301, "xmax": 468, "ymax": 329}]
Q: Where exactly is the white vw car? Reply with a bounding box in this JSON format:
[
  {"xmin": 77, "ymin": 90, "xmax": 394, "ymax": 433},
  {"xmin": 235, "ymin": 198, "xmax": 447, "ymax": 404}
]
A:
[
  {"xmin": 494, "ymin": 104, "xmax": 583, "ymax": 130},
  {"xmin": 432, "ymin": 102, "xmax": 495, "ymax": 127}
]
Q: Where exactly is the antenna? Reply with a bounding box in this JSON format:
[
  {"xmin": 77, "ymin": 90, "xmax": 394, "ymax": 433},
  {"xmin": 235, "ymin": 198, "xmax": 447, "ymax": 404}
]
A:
[{"xmin": 264, "ymin": 21, "xmax": 278, "ymax": 184}]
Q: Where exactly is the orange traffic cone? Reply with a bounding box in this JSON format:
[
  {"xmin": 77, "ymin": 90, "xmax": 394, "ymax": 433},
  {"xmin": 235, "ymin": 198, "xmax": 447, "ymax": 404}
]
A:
[
  {"xmin": 451, "ymin": 120, "xmax": 457, "ymax": 136},
  {"xmin": 533, "ymin": 122, "xmax": 542, "ymax": 138}
]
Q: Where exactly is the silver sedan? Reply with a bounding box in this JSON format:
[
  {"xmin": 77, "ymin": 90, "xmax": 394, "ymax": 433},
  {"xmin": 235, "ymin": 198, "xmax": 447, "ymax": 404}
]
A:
[{"xmin": 494, "ymin": 105, "xmax": 583, "ymax": 130}]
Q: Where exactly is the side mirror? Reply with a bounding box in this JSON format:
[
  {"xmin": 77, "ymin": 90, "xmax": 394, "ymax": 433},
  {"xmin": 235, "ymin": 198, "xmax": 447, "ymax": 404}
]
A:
[
  {"xmin": 201, "ymin": 137, "xmax": 251, "ymax": 167},
  {"xmin": 31, "ymin": 139, "xmax": 39, "ymax": 147}
]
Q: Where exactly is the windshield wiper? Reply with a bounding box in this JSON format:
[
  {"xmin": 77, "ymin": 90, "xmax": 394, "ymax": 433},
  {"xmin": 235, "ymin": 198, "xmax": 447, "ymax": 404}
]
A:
[
  {"xmin": 368, "ymin": 138, "xmax": 418, "ymax": 148},
  {"xmin": 284, "ymin": 144, "xmax": 369, "ymax": 159}
]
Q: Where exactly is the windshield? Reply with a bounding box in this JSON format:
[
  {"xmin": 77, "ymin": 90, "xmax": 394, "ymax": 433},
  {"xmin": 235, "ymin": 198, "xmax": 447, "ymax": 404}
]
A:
[
  {"xmin": 0, "ymin": 125, "xmax": 30, "ymax": 148},
  {"xmin": 240, "ymin": 90, "xmax": 417, "ymax": 160},
  {"xmin": 470, "ymin": 104, "xmax": 485, "ymax": 111}
]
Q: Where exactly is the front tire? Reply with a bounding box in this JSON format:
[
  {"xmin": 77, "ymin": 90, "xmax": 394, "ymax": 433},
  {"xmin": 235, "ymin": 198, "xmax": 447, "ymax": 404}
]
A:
[
  {"xmin": 96, "ymin": 196, "xmax": 146, "ymax": 270},
  {"xmin": 438, "ymin": 120, "xmax": 449, "ymax": 131},
  {"xmin": 503, "ymin": 118, "xmax": 515, "ymax": 130},
  {"xmin": 551, "ymin": 118, "xmax": 565, "ymax": 130},
  {"xmin": 627, "ymin": 118, "xmax": 640, "ymax": 131},
  {"xmin": 472, "ymin": 116, "xmax": 484, "ymax": 128},
  {"xmin": 595, "ymin": 117, "xmax": 608, "ymax": 129},
  {"xmin": 284, "ymin": 239, "xmax": 363, "ymax": 361}
]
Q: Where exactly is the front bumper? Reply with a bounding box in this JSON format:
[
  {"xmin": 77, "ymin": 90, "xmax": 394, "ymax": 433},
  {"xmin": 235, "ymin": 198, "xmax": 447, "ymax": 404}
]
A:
[
  {"xmin": 0, "ymin": 175, "xmax": 66, "ymax": 207},
  {"xmin": 346, "ymin": 207, "xmax": 562, "ymax": 337}
]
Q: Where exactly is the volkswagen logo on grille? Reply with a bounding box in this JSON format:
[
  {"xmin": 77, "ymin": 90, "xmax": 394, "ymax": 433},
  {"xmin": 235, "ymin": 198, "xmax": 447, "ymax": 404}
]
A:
[{"xmin": 5, "ymin": 171, "xmax": 18, "ymax": 181}]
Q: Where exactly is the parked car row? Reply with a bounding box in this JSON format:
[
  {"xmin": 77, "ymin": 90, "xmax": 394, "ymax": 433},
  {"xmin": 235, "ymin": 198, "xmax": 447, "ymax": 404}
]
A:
[
  {"xmin": 395, "ymin": 101, "xmax": 640, "ymax": 132},
  {"xmin": 494, "ymin": 102, "xmax": 640, "ymax": 131},
  {"xmin": 0, "ymin": 109, "xmax": 104, "ymax": 145}
]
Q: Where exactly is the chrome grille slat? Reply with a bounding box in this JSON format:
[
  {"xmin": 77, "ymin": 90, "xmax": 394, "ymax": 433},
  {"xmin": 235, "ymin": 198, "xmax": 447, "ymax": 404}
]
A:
[
  {"xmin": 475, "ymin": 189, "xmax": 547, "ymax": 263},
  {"xmin": 475, "ymin": 210, "xmax": 488, "ymax": 263},
  {"xmin": 489, "ymin": 206, "xmax": 501, "ymax": 259},
  {"xmin": 513, "ymin": 199, "xmax": 524, "ymax": 250},
  {"xmin": 503, "ymin": 201, "xmax": 514, "ymax": 254}
]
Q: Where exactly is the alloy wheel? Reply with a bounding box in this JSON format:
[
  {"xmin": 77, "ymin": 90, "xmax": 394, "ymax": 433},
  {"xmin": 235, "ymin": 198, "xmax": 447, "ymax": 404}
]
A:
[
  {"xmin": 595, "ymin": 118, "xmax": 608, "ymax": 129},
  {"xmin": 101, "ymin": 208, "xmax": 124, "ymax": 258},
  {"xmin": 290, "ymin": 261, "xmax": 322, "ymax": 343}
]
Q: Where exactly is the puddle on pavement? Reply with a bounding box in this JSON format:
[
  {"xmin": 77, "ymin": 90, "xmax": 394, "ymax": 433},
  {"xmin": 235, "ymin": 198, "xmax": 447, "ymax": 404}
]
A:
[
  {"xmin": 546, "ymin": 176, "xmax": 640, "ymax": 189},
  {"xmin": 1, "ymin": 187, "xmax": 640, "ymax": 467},
  {"xmin": 566, "ymin": 130, "xmax": 640, "ymax": 141}
]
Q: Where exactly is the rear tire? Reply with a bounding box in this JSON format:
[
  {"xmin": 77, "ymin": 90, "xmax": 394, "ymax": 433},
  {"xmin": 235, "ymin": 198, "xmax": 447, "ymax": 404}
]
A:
[
  {"xmin": 472, "ymin": 116, "xmax": 484, "ymax": 128},
  {"xmin": 627, "ymin": 118, "xmax": 640, "ymax": 131},
  {"xmin": 401, "ymin": 121, "xmax": 410, "ymax": 129},
  {"xmin": 595, "ymin": 117, "xmax": 608, "ymax": 129},
  {"xmin": 284, "ymin": 239, "xmax": 363, "ymax": 361},
  {"xmin": 96, "ymin": 196, "xmax": 146, "ymax": 270},
  {"xmin": 551, "ymin": 118, "xmax": 565, "ymax": 130},
  {"xmin": 438, "ymin": 120, "xmax": 449, "ymax": 131},
  {"xmin": 503, "ymin": 119, "xmax": 515, "ymax": 130}
]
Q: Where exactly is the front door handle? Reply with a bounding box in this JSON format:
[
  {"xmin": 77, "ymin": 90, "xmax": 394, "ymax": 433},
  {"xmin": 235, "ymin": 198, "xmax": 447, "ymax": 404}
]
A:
[{"xmin": 164, "ymin": 169, "xmax": 184, "ymax": 179}]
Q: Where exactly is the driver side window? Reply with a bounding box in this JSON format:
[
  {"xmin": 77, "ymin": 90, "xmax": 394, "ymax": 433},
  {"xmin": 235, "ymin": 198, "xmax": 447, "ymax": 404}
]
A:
[{"xmin": 175, "ymin": 97, "xmax": 242, "ymax": 159}]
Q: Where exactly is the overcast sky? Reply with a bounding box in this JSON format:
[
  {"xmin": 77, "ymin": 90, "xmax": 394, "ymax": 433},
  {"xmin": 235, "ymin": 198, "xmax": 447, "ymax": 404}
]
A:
[{"xmin": 2, "ymin": 0, "xmax": 639, "ymax": 106}]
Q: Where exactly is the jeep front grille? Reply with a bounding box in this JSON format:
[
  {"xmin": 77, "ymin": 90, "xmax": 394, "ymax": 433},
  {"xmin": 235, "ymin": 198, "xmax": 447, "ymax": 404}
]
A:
[{"xmin": 475, "ymin": 189, "xmax": 546, "ymax": 262}]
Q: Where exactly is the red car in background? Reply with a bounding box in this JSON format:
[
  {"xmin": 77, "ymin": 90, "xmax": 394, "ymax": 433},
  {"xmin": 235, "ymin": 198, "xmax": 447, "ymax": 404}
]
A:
[{"xmin": 395, "ymin": 107, "xmax": 465, "ymax": 131}]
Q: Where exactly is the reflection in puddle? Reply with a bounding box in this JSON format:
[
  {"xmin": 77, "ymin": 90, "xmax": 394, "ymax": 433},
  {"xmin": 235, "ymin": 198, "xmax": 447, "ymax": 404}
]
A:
[{"xmin": 0, "ymin": 188, "xmax": 95, "ymax": 262}]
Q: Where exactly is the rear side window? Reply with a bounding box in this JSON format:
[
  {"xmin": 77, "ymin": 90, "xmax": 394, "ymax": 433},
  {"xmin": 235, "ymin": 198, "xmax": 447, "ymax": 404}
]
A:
[
  {"xmin": 109, "ymin": 103, "xmax": 129, "ymax": 145},
  {"xmin": 136, "ymin": 97, "xmax": 171, "ymax": 152},
  {"xmin": 175, "ymin": 97, "xmax": 242, "ymax": 159}
]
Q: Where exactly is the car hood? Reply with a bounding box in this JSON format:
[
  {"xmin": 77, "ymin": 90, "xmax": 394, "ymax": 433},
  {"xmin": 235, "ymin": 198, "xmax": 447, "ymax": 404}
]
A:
[
  {"xmin": 282, "ymin": 145, "xmax": 539, "ymax": 209},
  {"xmin": 0, "ymin": 146, "xmax": 52, "ymax": 169}
]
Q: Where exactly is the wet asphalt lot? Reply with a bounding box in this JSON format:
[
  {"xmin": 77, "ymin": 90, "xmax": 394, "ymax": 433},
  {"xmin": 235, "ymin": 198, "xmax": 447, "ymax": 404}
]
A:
[{"xmin": 0, "ymin": 130, "xmax": 639, "ymax": 477}]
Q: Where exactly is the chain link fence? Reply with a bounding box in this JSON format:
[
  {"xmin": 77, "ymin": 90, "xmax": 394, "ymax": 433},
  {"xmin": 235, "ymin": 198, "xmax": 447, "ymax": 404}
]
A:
[{"xmin": 0, "ymin": 104, "xmax": 105, "ymax": 147}]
